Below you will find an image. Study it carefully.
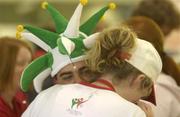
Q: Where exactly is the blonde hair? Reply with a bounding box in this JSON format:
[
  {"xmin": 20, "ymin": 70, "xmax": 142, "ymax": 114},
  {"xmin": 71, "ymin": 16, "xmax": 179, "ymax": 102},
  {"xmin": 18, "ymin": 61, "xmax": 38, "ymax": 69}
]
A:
[
  {"xmin": 86, "ymin": 26, "xmax": 153, "ymax": 89},
  {"xmin": 86, "ymin": 26, "xmax": 136, "ymax": 72}
]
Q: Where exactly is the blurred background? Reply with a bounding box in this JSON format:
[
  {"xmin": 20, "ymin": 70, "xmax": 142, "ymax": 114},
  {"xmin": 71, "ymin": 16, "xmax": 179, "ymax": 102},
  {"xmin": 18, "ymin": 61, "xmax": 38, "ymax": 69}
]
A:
[
  {"xmin": 0, "ymin": 0, "xmax": 142, "ymax": 36},
  {"xmin": 0, "ymin": 0, "xmax": 180, "ymax": 63}
]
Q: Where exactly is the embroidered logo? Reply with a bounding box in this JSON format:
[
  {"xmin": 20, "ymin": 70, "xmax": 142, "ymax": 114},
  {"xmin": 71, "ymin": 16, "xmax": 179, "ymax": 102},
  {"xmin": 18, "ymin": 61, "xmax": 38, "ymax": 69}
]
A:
[
  {"xmin": 71, "ymin": 98, "xmax": 88, "ymax": 109},
  {"xmin": 67, "ymin": 91, "xmax": 96, "ymax": 116}
]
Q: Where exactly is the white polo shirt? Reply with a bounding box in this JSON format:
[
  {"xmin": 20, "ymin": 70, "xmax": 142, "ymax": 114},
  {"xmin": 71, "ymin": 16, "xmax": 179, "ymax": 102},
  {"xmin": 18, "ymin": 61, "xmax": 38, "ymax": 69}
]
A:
[{"xmin": 22, "ymin": 84, "xmax": 146, "ymax": 117}]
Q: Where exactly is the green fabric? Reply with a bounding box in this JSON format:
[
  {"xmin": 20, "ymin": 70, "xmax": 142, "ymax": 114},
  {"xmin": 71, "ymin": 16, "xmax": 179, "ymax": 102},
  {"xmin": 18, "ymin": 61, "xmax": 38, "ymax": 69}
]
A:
[
  {"xmin": 57, "ymin": 37, "xmax": 69, "ymax": 55},
  {"xmin": 21, "ymin": 53, "xmax": 53, "ymax": 92},
  {"xmin": 70, "ymin": 35, "xmax": 87, "ymax": 58},
  {"xmin": 80, "ymin": 6, "xmax": 108, "ymax": 35},
  {"xmin": 47, "ymin": 4, "xmax": 68, "ymax": 34},
  {"xmin": 57, "ymin": 34, "xmax": 87, "ymax": 58},
  {"xmin": 25, "ymin": 25, "xmax": 59, "ymax": 49},
  {"xmin": 20, "ymin": 2, "xmax": 113, "ymax": 92}
]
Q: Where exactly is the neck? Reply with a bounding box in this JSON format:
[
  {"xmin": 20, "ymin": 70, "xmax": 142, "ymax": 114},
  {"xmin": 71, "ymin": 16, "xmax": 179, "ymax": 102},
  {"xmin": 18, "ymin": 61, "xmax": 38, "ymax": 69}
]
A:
[
  {"xmin": 93, "ymin": 74, "xmax": 134, "ymax": 103},
  {"xmin": 112, "ymin": 79, "xmax": 133, "ymax": 102},
  {"xmin": 93, "ymin": 74, "xmax": 114, "ymax": 89}
]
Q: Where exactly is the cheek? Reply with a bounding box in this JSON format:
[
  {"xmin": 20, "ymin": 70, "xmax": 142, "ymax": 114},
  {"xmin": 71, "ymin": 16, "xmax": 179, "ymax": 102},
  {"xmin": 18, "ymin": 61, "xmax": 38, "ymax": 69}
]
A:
[
  {"xmin": 13, "ymin": 68, "xmax": 21, "ymax": 88},
  {"xmin": 133, "ymin": 95, "xmax": 141, "ymax": 103},
  {"xmin": 14, "ymin": 65, "xmax": 25, "ymax": 82},
  {"xmin": 130, "ymin": 89, "xmax": 144, "ymax": 103},
  {"xmin": 15, "ymin": 66, "xmax": 24, "ymax": 75}
]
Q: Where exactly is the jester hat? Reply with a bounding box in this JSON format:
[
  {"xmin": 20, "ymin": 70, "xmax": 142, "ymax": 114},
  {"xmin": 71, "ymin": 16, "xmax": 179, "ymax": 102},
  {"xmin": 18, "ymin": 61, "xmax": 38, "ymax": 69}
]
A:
[{"xmin": 16, "ymin": 0, "xmax": 116, "ymax": 93}]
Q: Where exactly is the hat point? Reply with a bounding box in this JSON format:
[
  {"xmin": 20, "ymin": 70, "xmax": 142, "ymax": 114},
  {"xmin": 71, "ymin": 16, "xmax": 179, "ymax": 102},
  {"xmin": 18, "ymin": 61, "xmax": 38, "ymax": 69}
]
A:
[
  {"xmin": 16, "ymin": 32, "xmax": 22, "ymax": 39},
  {"xmin": 80, "ymin": 0, "xmax": 88, "ymax": 6},
  {"xmin": 41, "ymin": 1, "xmax": 48, "ymax": 9},
  {"xmin": 16, "ymin": 25, "xmax": 24, "ymax": 39},
  {"xmin": 100, "ymin": 15, "xmax": 105, "ymax": 21},
  {"xmin": 109, "ymin": 3, "xmax": 116, "ymax": 10},
  {"xmin": 16, "ymin": 25, "xmax": 24, "ymax": 32}
]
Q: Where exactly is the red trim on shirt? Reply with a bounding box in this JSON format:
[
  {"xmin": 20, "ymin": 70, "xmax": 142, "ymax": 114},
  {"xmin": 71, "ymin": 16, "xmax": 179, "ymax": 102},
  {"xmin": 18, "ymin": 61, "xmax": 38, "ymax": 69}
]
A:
[
  {"xmin": 80, "ymin": 79, "xmax": 156, "ymax": 105},
  {"xmin": 80, "ymin": 79, "xmax": 115, "ymax": 91}
]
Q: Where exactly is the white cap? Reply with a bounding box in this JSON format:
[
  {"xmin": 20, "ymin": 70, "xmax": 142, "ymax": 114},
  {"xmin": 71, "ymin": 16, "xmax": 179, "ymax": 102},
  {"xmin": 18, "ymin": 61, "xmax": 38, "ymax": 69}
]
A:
[{"xmin": 126, "ymin": 38, "xmax": 162, "ymax": 82}]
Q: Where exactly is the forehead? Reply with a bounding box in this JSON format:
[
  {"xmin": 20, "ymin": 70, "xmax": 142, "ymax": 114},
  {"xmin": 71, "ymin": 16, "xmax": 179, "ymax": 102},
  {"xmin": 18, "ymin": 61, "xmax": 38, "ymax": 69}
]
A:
[{"xmin": 58, "ymin": 61, "xmax": 86, "ymax": 73}]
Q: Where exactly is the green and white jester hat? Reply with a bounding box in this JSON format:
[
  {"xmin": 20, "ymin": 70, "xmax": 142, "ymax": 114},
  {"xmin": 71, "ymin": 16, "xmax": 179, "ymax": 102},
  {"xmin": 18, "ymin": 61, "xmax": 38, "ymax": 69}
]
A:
[{"xmin": 16, "ymin": 0, "xmax": 116, "ymax": 93}]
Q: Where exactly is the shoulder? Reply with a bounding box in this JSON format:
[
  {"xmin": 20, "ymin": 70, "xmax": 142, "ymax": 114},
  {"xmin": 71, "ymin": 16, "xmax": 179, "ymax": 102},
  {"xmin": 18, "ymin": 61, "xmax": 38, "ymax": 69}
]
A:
[
  {"xmin": 156, "ymin": 73, "xmax": 180, "ymax": 99},
  {"xmin": 79, "ymin": 87, "xmax": 146, "ymax": 115},
  {"xmin": 85, "ymin": 89, "xmax": 146, "ymax": 116},
  {"xmin": 23, "ymin": 84, "xmax": 146, "ymax": 117},
  {"xmin": 157, "ymin": 73, "xmax": 178, "ymax": 86}
]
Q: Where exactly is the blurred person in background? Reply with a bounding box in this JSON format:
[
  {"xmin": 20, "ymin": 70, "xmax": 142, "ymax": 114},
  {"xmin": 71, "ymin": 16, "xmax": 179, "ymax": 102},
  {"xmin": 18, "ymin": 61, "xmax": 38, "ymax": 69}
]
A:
[
  {"xmin": 131, "ymin": 0, "xmax": 180, "ymax": 69},
  {"xmin": 125, "ymin": 16, "xmax": 180, "ymax": 117},
  {"xmin": 132, "ymin": 0, "xmax": 180, "ymax": 36},
  {"xmin": 0, "ymin": 37, "xmax": 33, "ymax": 117},
  {"xmin": 164, "ymin": 28, "xmax": 180, "ymax": 68}
]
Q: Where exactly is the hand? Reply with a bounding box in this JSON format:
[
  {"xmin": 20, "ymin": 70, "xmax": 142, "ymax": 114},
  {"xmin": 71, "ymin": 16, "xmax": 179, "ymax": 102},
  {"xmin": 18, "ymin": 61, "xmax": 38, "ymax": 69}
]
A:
[{"xmin": 137, "ymin": 101, "xmax": 154, "ymax": 117}]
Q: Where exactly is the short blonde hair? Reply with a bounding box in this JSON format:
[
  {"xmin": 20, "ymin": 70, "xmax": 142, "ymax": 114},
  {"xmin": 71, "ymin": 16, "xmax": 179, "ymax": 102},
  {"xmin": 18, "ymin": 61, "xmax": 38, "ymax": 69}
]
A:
[
  {"xmin": 86, "ymin": 26, "xmax": 136, "ymax": 73},
  {"xmin": 86, "ymin": 26, "xmax": 153, "ymax": 88}
]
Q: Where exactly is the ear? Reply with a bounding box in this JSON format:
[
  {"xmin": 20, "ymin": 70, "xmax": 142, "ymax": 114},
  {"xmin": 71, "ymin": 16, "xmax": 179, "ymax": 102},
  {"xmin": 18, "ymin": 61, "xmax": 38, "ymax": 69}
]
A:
[{"xmin": 130, "ymin": 74, "xmax": 145, "ymax": 89}]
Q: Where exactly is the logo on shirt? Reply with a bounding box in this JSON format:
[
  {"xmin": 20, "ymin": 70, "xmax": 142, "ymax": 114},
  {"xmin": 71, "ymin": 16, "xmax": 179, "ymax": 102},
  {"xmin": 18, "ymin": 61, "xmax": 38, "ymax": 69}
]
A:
[
  {"xmin": 67, "ymin": 91, "xmax": 96, "ymax": 116},
  {"xmin": 71, "ymin": 97, "xmax": 89, "ymax": 109}
]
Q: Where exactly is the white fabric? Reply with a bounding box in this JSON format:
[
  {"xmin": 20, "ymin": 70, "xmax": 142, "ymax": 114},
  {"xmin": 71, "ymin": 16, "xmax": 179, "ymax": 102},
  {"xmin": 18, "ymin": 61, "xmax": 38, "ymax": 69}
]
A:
[
  {"xmin": 63, "ymin": 3, "xmax": 83, "ymax": 38},
  {"xmin": 33, "ymin": 68, "xmax": 51, "ymax": 93},
  {"xmin": 83, "ymin": 33, "xmax": 99, "ymax": 49},
  {"xmin": 153, "ymin": 73, "xmax": 180, "ymax": 117},
  {"xmin": 22, "ymin": 84, "xmax": 146, "ymax": 117},
  {"xmin": 50, "ymin": 47, "xmax": 85, "ymax": 77},
  {"xmin": 61, "ymin": 36, "xmax": 75, "ymax": 55},
  {"xmin": 22, "ymin": 32, "xmax": 51, "ymax": 51},
  {"xmin": 126, "ymin": 39, "xmax": 162, "ymax": 82}
]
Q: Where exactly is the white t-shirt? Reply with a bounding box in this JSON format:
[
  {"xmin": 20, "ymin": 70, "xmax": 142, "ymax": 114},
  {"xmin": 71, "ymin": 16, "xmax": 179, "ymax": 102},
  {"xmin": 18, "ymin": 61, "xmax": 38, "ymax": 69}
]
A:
[
  {"xmin": 22, "ymin": 84, "xmax": 146, "ymax": 117},
  {"xmin": 154, "ymin": 73, "xmax": 180, "ymax": 117}
]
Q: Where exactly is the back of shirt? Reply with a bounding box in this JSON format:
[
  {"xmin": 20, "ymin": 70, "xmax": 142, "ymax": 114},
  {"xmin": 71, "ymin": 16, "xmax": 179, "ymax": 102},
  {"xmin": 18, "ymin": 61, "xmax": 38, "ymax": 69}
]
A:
[{"xmin": 22, "ymin": 84, "xmax": 146, "ymax": 117}]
